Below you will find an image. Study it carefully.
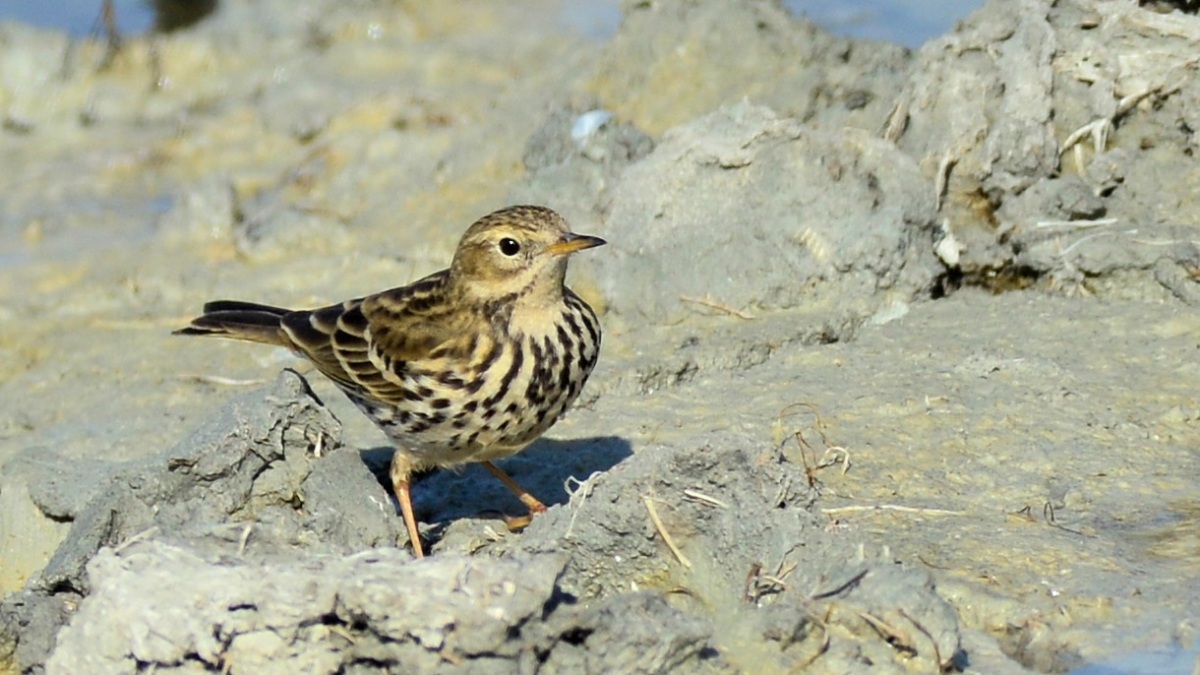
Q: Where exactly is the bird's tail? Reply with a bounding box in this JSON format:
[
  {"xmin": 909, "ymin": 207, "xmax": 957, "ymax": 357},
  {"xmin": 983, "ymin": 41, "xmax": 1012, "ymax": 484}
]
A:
[{"xmin": 174, "ymin": 300, "xmax": 292, "ymax": 347}]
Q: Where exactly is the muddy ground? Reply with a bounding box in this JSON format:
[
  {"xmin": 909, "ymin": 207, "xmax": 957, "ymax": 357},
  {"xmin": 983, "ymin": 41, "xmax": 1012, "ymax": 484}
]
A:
[{"xmin": 2, "ymin": 0, "xmax": 1200, "ymax": 673}]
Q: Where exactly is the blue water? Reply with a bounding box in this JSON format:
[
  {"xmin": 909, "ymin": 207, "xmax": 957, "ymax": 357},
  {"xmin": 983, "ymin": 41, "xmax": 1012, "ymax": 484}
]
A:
[
  {"xmin": 1, "ymin": 0, "xmax": 156, "ymax": 36},
  {"xmin": 787, "ymin": 0, "xmax": 982, "ymax": 46},
  {"xmin": 2, "ymin": 0, "xmax": 984, "ymax": 48},
  {"xmin": 1070, "ymin": 646, "xmax": 1200, "ymax": 675}
]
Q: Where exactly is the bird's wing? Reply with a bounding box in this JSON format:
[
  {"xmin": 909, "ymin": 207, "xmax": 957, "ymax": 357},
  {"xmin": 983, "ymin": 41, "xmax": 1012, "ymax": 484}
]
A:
[{"xmin": 280, "ymin": 270, "xmax": 476, "ymax": 403}]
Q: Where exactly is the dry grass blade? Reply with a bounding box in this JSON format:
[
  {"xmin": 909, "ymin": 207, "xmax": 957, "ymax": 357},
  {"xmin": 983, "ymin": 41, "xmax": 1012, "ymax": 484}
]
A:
[
  {"xmin": 743, "ymin": 563, "xmax": 763, "ymax": 603},
  {"xmin": 898, "ymin": 608, "xmax": 944, "ymax": 668},
  {"xmin": 744, "ymin": 559, "xmax": 799, "ymax": 604},
  {"xmin": 643, "ymin": 495, "xmax": 692, "ymax": 568},
  {"xmin": 786, "ymin": 613, "xmax": 831, "ymax": 673},
  {"xmin": 237, "ymin": 523, "xmax": 254, "ymax": 557},
  {"xmin": 810, "ymin": 568, "xmax": 869, "ymax": 601},
  {"xmin": 679, "ymin": 294, "xmax": 755, "ymax": 320},
  {"xmin": 114, "ymin": 526, "xmax": 160, "ymax": 554},
  {"xmin": 858, "ymin": 611, "xmax": 916, "ymax": 655},
  {"xmin": 682, "ymin": 489, "xmax": 729, "ymax": 509},
  {"xmin": 182, "ymin": 374, "xmax": 268, "ymax": 387},
  {"xmin": 823, "ymin": 504, "xmax": 967, "ymax": 517}
]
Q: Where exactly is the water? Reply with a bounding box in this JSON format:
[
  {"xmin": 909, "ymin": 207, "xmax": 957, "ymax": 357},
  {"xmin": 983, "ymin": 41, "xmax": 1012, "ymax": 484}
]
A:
[
  {"xmin": 1069, "ymin": 647, "xmax": 1200, "ymax": 675},
  {"xmin": 786, "ymin": 0, "xmax": 983, "ymax": 46},
  {"xmin": 1, "ymin": 0, "xmax": 156, "ymax": 37},
  {"xmin": 2, "ymin": 0, "xmax": 985, "ymax": 48}
]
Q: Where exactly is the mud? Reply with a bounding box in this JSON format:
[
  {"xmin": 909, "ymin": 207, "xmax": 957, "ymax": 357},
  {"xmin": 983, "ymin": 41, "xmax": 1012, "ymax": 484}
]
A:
[{"xmin": 3, "ymin": 0, "xmax": 1200, "ymax": 673}]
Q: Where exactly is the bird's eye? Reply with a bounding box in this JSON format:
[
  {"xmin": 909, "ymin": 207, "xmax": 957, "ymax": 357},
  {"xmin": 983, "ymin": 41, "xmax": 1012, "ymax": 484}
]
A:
[{"xmin": 498, "ymin": 238, "xmax": 521, "ymax": 256}]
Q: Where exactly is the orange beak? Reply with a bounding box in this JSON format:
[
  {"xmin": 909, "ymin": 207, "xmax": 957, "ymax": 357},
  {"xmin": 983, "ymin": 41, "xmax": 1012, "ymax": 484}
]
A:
[{"xmin": 547, "ymin": 233, "xmax": 606, "ymax": 256}]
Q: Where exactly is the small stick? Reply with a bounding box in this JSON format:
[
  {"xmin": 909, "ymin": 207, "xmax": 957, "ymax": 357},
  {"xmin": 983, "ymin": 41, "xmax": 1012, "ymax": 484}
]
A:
[
  {"xmin": 1058, "ymin": 230, "xmax": 1133, "ymax": 257},
  {"xmin": 1043, "ymin": 501, "xmax": 1090, "ymax": 537},
  {"xmin": 810, "ymin": 568, "xmax": 869, "ymax": 600},
  {"xmin": 758, "ymin": 574, "xmax": 790, "ymax": 589},
  {"xmin": 881, "ymin": 96, "xmax": 909, "ymax": 143},
  {"xmin": 679, "ymin": 294, "xmax": 755, "ymax": 320},
  {"xmin": 743, "ymin": 563, "xmax": 763, "ymax": 603},
  {"xmin": 1034, "ymin": 217, "xmax": 1117, "ymax": 229},
  {"xmin": 791, "ymin": 615, "xmax": 832, "ymax": 670},
  {"xmin": 776, "ymin": 560, "xmax": 798, "ymax": 581},
  {"xmin": 935, "ymin": 147, "xmax": 957, "ymax": 212},
  {"xmin": 182, "ymin": 374, "xmax": 268, "ymax": 387},
  {"xmin": 643, "ymin": 496, "xmax": 692, "ymax": 568},
  {"xmin": 898, "ymin": 607, "xmax": 944, "ymax": 668},
  {"xmin": 1115, "ymin": 85, "xmax": 1161, "ymax": 117},
  {"xmin": 237, "ymin": 524, "xmax": 254, "ymax": 556},
  {"xmin": 114, "ymin": 526, "xmax": 160, "ymax": 553},
  {"xmin": 682, "ymin": 489, "xmax": 729, "ymax": 509},
  {"xmin": 820, "ymin": 504, "xmax": 969, "ymax": 514},
  {"xmin": 858, "ymin": 611, "xmax": 915, "ymax": 653},
  {"xmin": 328, "ymin": 625, "xmax": 357, "ymax": 644}
]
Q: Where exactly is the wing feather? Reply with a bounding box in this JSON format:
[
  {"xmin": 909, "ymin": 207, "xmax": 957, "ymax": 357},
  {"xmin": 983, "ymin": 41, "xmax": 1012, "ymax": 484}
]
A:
[{"xmin": 280, "ymin": 269, "xmax": 478, "ymax": 404}]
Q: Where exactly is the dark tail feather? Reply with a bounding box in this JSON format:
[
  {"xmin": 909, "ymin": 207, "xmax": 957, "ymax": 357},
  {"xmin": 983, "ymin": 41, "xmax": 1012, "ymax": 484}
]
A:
[{"xmin": 174, "ymin": 300, "xmax": 292, "ymax": 346}]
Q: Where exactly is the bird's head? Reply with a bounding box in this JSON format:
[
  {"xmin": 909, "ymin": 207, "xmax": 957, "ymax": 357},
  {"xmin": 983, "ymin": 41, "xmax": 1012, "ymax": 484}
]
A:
[{"xmin": 450, "ymin": 205, "xmax": 605, "ymax": 306}]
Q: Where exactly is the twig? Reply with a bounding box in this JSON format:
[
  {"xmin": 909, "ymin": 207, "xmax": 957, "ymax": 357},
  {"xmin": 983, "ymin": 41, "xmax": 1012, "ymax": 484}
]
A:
[
  {"xmin": 881, "ymin": 96, "xmax": 909, "ymax": 143},
  {"xmin": 788, "ymin": 614, "xmax": 831, "ymax": 672},
  {"xmin": 743, "ymin": 563, "xmax": 763, "ymax": 603},
  {"xmin": 1034, "ymin": 217, "xmax": 1117, "ymax": 229},
  {"xmin": 114, "ymin": 526, "xmax": 160, "ymax": 554},
  {"xmin": 679, "ymin": 294, "xmax": 754, "ymax": 320},
  {"xmin": 1043, "ymin": 501, "xmax": 1091, "ymax": 537},
  {"xmin": 810, "ymin": 568, "xmax": 869, "ymax": 600},
  {"xmin": 745, "ymin": 558, "xmax": 800, "ymax": 604},
  {"xmin": 237, "ymin": 524, "xmax": 254, "ymax": 557},
  {"xmin": 759, "ymin": 574, "xmax": 790, "ymax": 588},
  {"xmin": 898, "ymin": 608, "xmax": 944, "ymax": 668},
  {"xmin": 822, "ymin": 504, "xmax": 967, "ymax": 517},
  {"xmin": 182, "ymin": 374, "xmax": 268, "ymax": 387},
  {"xmin": 935, "ymin": 147, "xmax": 958, "ymax": 212},
  {"xmin": 682, "ymin": 489, "xmax": 729, "ymax": 509},
  {"xmin": 643, "ymin": 496, "xmax": 692, "ymax": 568},
  {"xmin": 328, "ymin": 625, "xmax": 357, "ymax": 644},
  {"xmin": 1058, "ymin": 229, "xmax": 1136, "ymax": 257},
  {"xmin": 858, "ymin": 611, "xmax": 916, "ymax": 655}
]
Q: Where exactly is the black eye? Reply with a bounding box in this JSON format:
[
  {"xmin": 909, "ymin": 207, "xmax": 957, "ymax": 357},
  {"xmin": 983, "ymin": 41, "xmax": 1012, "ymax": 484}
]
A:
[{"xmin": 498, "ymin": 238, "xmax": 521, "ymax": 256}]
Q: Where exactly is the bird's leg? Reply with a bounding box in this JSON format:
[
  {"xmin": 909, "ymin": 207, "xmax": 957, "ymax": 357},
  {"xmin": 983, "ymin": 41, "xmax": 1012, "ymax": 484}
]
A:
[
  {"xmin": 390, "ymin": 451, "xmax": 424, "ymax": 558},
  {"xmin": 482, "ymin": 461, "xmax": 547, "ymax": 531}
]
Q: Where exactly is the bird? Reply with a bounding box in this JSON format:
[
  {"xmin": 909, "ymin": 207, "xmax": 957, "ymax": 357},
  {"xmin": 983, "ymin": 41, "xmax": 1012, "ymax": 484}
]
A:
[{"xmin": 175, "ymin": 205, "xmax": 605, "ymax": 558}]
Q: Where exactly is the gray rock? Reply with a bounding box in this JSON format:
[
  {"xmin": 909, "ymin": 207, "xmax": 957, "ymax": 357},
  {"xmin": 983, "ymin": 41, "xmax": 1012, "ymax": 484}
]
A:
[
  {"xmin": 46, "ymin": 545, "xmax": 561, "ymax": 674},
  {"xmin": 894, "ymin": 0, "xmax": 1200, "ymax": 292},
  {"xmin": 584, "ymin": 0, "xmax": 911, "ymax": 135},
  {"xmin": 0, "ymin": 369, "xmax": 399, "ymax": 673},
  {"xmin": 513, "ymin": 101, "xmax": 655, "ymax": 227},
  {"xmin": 578, "ymin": 101, "xmax": 940, "ymax": 323}
]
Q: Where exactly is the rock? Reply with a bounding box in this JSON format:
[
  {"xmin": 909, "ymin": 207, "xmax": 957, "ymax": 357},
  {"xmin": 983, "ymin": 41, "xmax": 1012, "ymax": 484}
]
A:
[
  {"xmin": 46, "ymin": 544, "xmax": 560, "ymax": 674},
  {"xmin": 579, "ymin": 101, "xmax": 940, "ymax": 323},
  {"xmin": 0, "ymin": 369, "xmax": 400, "ymax": 673}
]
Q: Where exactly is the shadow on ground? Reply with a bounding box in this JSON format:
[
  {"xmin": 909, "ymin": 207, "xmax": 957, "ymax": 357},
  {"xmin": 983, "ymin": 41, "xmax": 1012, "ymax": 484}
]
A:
[{"xmin": 361, "ymin": 435, "xmax": 634, "ymax": 524}]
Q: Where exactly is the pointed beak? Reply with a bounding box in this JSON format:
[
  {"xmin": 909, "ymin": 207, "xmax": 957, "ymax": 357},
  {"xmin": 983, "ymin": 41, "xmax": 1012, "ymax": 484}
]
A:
[{"xmin": 547, "ymin": 232, "xmax": 606, "ymax": 256}]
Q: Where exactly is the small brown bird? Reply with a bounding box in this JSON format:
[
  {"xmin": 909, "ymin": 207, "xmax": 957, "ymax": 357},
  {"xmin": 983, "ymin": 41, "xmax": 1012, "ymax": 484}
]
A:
[{"xmin": 176, "ymin": 205, "xmax": 604, "ymax": 558}]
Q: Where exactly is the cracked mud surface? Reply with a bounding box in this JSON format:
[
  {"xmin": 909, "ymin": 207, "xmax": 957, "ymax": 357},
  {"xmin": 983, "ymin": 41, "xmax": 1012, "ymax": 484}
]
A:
[{"xmin": 3, "ymin": 0, "xmax": 1200, "ymax": 673}]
